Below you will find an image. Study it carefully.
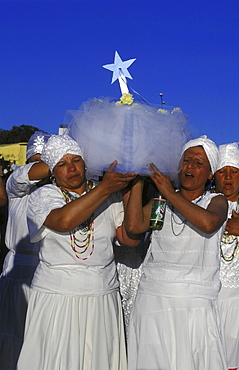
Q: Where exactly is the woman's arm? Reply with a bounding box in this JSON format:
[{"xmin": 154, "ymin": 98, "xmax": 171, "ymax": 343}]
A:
[
  {"xmin": 116, "ymin": 223, "xmax": 142, "ymax": 247},
  {"xmin": 115, "ymin": 185, "xmax": 144, "ymax": 246},
  {"xmin": 149, "ymin": 163, "xmax": 228, "ymax": 234},
  {"xmin": 165, "ymin": 190, "xmax": 227, "ymax": 233},
  {"xmin": 28, "ymin": 161, "xmax": 51, "ymax": 181},
  {"xmin": 44, "ymin": 162, "xmax": 137, "ymax": 232},
  {"xmin": 124, "ymin": 177, "xmax": 153, "ymax": 234}
]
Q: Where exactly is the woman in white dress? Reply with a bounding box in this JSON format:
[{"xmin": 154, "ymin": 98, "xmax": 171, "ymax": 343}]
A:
[
  {"xmin": 215, "ymin": 142, "xmax": 239, "ymax": 370},
  {"xmin": 0, "ymin": 131, "xmax": 50, "ymax": 370},
  {"xmin": 17, "ymin": 134, "xmax": 140, "ymax": 370},
  {"xmin": 125, "ymin": 135, "xmax": 228, "ymax": 370}
]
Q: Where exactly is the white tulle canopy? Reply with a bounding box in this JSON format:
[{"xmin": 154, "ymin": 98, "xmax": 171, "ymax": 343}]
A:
[{"xmin": 65, "ymin": 97, "xmax": 192, "ymax": 182}]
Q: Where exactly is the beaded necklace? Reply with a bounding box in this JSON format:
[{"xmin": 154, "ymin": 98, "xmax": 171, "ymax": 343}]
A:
[
  {"xmin": 220, "ymin": 198, "xmax": 239, "ymax": 263},
  {"xmin": 57, "ymin": 180, "xmax": 95, "ymax": 260}
]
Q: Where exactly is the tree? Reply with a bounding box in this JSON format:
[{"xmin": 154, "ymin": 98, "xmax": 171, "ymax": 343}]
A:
[{"xmin": 0, "ymin": 125, "xmax": 41, "ymax": 144}]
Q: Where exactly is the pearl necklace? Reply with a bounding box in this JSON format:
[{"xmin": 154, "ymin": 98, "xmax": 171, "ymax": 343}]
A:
[{"xmin": 58, "ymin": 180, "xmax": 95, "ymax": 260}]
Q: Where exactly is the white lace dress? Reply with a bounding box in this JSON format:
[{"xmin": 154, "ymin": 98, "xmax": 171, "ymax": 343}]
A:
[{"xmin": 217, "ymin": 200, "xmax": 239, "ymax": 369}]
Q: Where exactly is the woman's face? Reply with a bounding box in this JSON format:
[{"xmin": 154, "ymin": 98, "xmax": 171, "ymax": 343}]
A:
[
  {"xmin": 53, "ymin": 153, "xmax": 86, "ymax": 193},
  {"xmin": 215, "ymin": 166, "xmax": 239, "ymax": 201},
  {"xmin": 178, "ymin": 146, "xmax": 213, "ymax": 193}
]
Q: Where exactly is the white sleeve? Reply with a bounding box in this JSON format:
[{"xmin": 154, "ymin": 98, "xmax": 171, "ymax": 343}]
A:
[
  {"xmin": 6, "ymin": 162, "xmax": 39, "ymax": 198},
  {"xmin": 27, "ymin": 185, "xmax": 65, "ymax": 242},
  {"xmin": 109, "ymin": 191, "xmax": 124, "ymax": 229}
]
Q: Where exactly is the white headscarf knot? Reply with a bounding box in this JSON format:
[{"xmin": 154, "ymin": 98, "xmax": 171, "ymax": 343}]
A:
[{"xmin": 26, "ymin": 131, "xmax": 51, "ymax": 160}]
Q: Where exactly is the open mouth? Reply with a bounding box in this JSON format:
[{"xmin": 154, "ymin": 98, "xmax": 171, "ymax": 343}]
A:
[{"xmin": 185, "ymin": 173, "xmax": 194, "ymax": 178}]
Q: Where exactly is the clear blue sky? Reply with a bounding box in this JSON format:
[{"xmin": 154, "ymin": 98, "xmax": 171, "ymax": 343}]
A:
[{"xmin": 0, "ymin": 0, "xmax": 238, "ymax": 145}]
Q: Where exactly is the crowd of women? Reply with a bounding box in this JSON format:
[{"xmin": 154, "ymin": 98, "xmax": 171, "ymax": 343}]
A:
[{"xmin": 0, "ymin": 130, "xmax": 239, "ymax": 370}]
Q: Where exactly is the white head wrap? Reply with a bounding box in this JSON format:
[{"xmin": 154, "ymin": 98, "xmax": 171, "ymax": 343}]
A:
[
  {"xmin": 26, "ymin": 131, "xmax": 51, "ymax": 160},
  {"xmin": 216, "ymin": 142, "xmax": 239, "ymax": 171},
  {"xmin": 182, "ymin": 135, "xmax": 219, "ymax": 174},
  {"xmin": 41, "ymin": 134, "xmax": 84, "ymax": 172}
]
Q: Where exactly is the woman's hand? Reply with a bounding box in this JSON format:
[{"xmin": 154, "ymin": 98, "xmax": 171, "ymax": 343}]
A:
[
  {"xmin": 44, "ymin": 161, "xmax": 137, "ymax": 232},
  {"xmin": 148, "ymin": 162, "xmax": 174, "ymax": 198},
  {"xmin": 102, "ymin": 160, "xmax": 137, "ymax": 194}
]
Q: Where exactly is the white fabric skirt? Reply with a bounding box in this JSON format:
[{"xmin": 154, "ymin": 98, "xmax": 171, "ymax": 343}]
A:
[
  {"xmin": 217, "ymin": 297, "xmax": 239, "ymax": 368},
  {"xmin": 17, "ymin": 289, "xmax": 127, "ymax": 370},
  {"xmin": 127, "ymin": 293, "xmax": 227, "ymax": 370}
]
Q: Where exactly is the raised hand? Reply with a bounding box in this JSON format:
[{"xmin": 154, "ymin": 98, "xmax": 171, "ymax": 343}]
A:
[
  {"xmin": 148, "ymin": 162, "xmax": 174, "ymax": 198},
  {"xmin": 102, "ymin": 160, "xmax": 137, "ymax": 194}
]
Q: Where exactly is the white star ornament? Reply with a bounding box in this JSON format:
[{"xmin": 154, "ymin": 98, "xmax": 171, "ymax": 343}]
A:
[{"xmin": 102, "ymin": 51, "xmax": 136, "ymax": 84}]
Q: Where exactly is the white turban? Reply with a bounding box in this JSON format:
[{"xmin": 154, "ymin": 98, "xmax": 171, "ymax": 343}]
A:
[
  {"xmin": 41, "ymin": 134, "xmax": 84, "ymax": 172},
  {"xmin": 182, "ymin": 135, "xmax": 219, "ymax": 174},
  {"xmin": 26, "ymin": 131, "xmax": 51, "ymax": 160},
  {"xmin": 216, "ymin": 142, "xmax": 239, "ymax": 171}
]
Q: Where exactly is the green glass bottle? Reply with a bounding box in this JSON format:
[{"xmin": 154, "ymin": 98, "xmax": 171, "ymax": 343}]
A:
[{"xmin": 150, "ymin": 193, "xmax": 166, "ymax": 230}]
